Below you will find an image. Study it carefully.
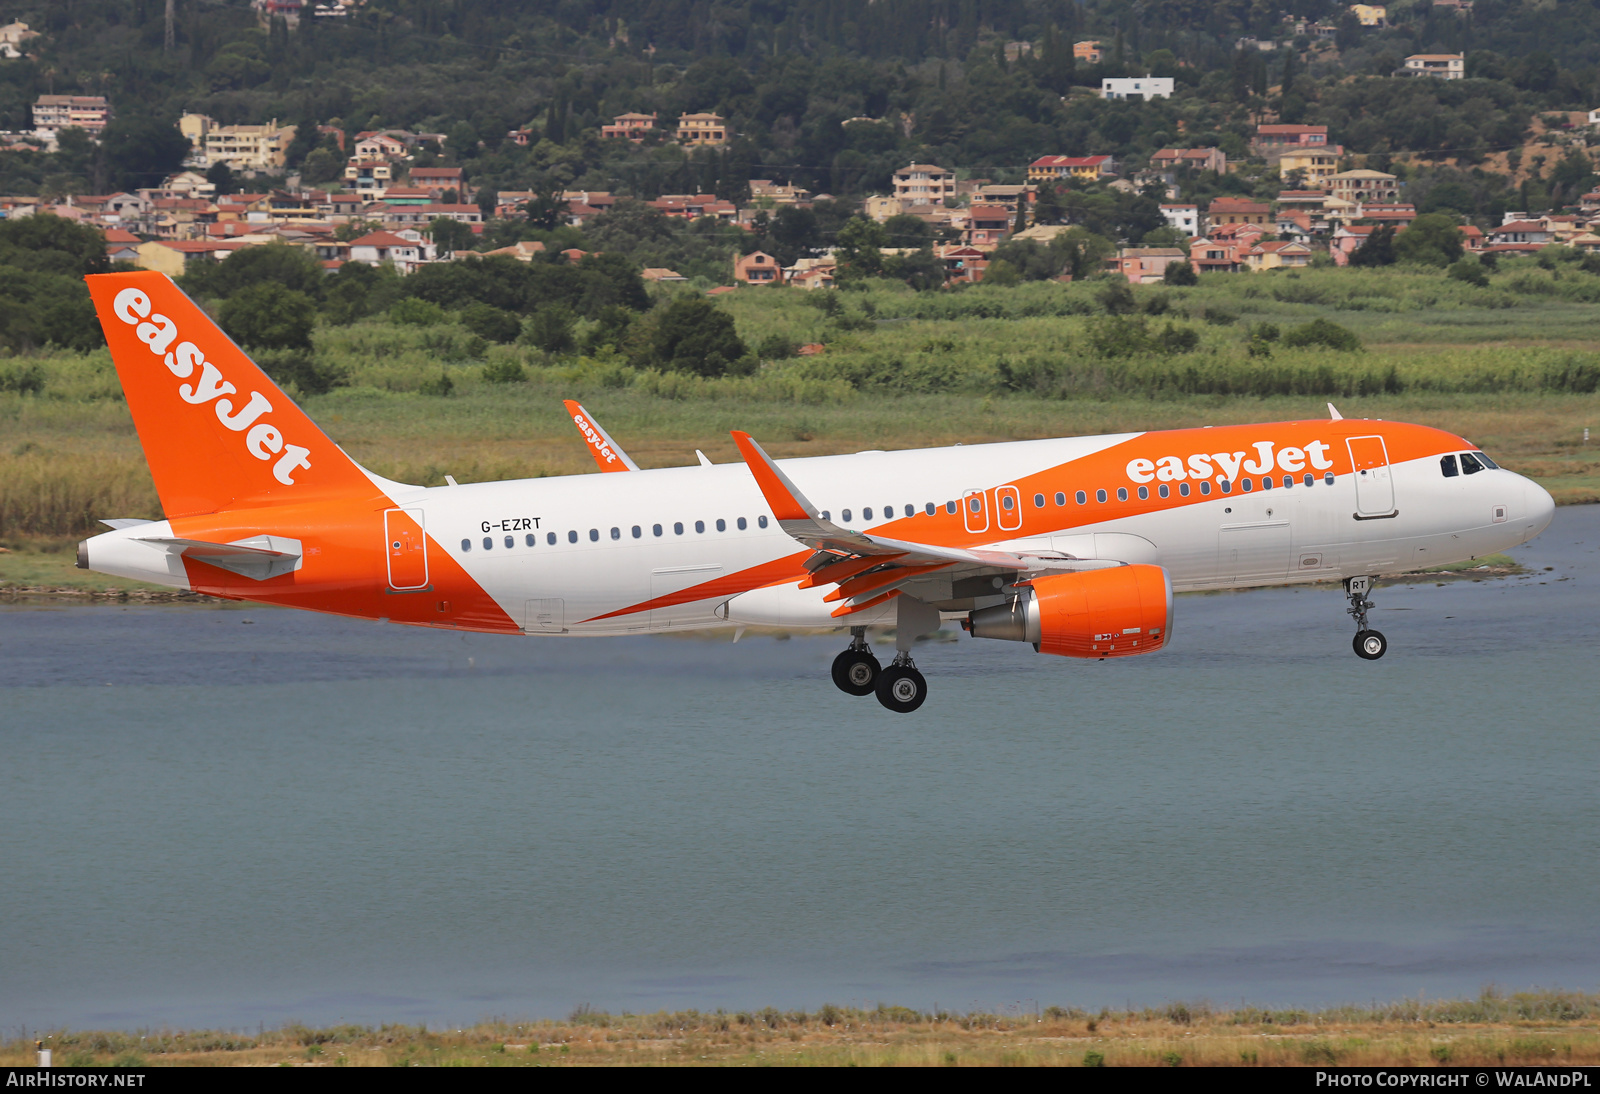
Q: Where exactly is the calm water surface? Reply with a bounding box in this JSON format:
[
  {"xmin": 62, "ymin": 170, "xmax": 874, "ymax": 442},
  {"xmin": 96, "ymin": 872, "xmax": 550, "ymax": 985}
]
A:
[{"xmin": 3, "ymin": 507, "xmax": 1598, "ymax": 1029}]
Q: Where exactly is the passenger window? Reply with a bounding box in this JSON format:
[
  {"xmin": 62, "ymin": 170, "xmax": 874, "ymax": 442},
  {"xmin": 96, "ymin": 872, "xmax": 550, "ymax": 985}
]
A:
[
  {"xmin": 1441, "ymin": 454, "xmax": 1459, "ymax": 477},
  {"xmin": 461, "ymin": 538, "xmax": 471, "ymax": 552},
  {"xmin": 842, "ymin": 509, "xmax": 852, "ymax": 523},
  {"xmin": 1076, "ymin": 490, "xmax": 1087, "ymax": 504},
  {"xmin": 1241, "ymin": 478, "xmax": 1253, "ymax": 492},
  {"xmin": 567, "ymin": 530, "xmax": 578, "ymax": 543},
  {"xmin": 1304, "ymin": 474, "xmax": 1313, "ymax": 486},
  {"xmin": 737, "ymin": 517, "xmax": 747, "ymax": 530},
  {"xmin": 547, "ymin": 532, "xmax": 557, "ymax": 545},
  {"xmin": 1460, "ymin": 452, "xmax": 1484, "ymax": 475},
  {"xmin": 1283, "ymin": 476, "xmax": 1293, "ymax": 489},
  {"xmin": 589, "ymin": 529, "xmax": 599, "ymax": 542},
  {"xmin": 610, "ymin": 527, "xmax": 620, "ymax": 540},
  {"xmin": 504, "ymin": 535, "xmax": 514, "ymax": 548},
  {"xmin": 526, "ymin": 534, "xmax": 536, "ymax": 546},
  {"xmin": 821, "ymin": 511, "xmax": 830, "ymax": 521},
  {"xmin": 652, "ymin": 524, "xmax": 663, "ymax": 537},
  {"xmin": 968, "ymin": 497, "xmax": 981, "ymax": 513},
  {"xmin": 1179, "ymin": 483, "xmax": 1190, "ymax": 496},
  {"xmin": 945, "ymin": 501, "xmax": 957, "ymax": 514},
  {"xmin": 1033, "ymin": 493, "xmax": 1044, "ymax": 508},
  {"xmin": 1220, "ymin": 480, "xmax": 1232, "ymax": 494},
  {"xmin": 758, "ymin": 515, "xmax": 769, "ymax": 528},
  {"xmin": 1137, "ymin": 486, "xmax": 1149, "ymax": 500},
  {"xmin": 483, "ymin": 537, "xmax": 493, "ymax": 550},
  {"xmin": 1323, "ymin": 471, "xmax": 1334, "ymax": 484},
  {"xmin": 904, "ymin": 504, "xmax": 914, "ymax": 517},
  {"xmin": 716, "ymin": 518, "xmax": 726, "ymax": 532},
  {"xmin": 1158, "ymin": 484, "xmax": 1169, "ymax": 498},
  {"xmin": 1261, "ymin": 476, "xmax": 1272, "ymax": 490},
  {"xmin": 1054, "ymin": 492, "xmax": 1065, "ymax": 506},
  {"xmin": 694, "ymin": 520, "xmax": 705, "ymax": 533},
  {"xmin": 1095, "ymin": 489, "xmax": 1107, "ymax": 503},
  {"xmin": 631, "ymin": 526, "xmax": 642, "ymax": 538},
  {"xmin": 1001, "ymin": 495, "xmax": 1014, "ymax": 511},
  {"xmin": 674, "ymin": 522, "xmax": 684, "ymax": 535},
  {"xmin": 1116, "ymin": 487, "xmax": 1128, "ymax": 502},
  {"xmin": 925, "ymin": 502, "xmax": 936, "ymax": 515},
  {"xmin": 1200, "ymin": 482, "xmax": 1211, "ymax": 495},
  {"xmin": 863, "ymin": 507, "xmax": 873, "ymax": 521}
]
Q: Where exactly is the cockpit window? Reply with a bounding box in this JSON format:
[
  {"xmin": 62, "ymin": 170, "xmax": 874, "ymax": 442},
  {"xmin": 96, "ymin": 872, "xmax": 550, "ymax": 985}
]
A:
[
  {"xmin": 1460, "ymin": 452, "xmax": 1485, "ymax": 475},
  {"xmin": 1440, "ymin": 454, "xmax": 1459, "ymax": 478},
  {"xmin": 1473, "ymin": 450, "xmax": 1499, "ymax": 470}
]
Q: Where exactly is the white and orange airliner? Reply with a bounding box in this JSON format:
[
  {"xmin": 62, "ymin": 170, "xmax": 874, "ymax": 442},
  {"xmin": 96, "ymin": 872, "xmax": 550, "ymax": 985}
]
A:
[{"xmin": 78, "ymin": 272, "xmax": 1555, "ymax": 712}]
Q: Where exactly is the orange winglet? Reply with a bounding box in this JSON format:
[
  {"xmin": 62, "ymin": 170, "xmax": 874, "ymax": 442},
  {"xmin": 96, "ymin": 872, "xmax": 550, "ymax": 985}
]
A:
[
  {"xmin": 564, "ymin": 400, "xmax": 639, "ymax": 472},
  {"xmin": 730, "ymin": 431, "xmax": 813, "ymax": 522},
  {"xmin": 799, "ymin": 552, "xmax": 905, "ymax": 590},
  {"xmin": 829, "ymin": 589, "xmax": 900, "ymax": 618}
]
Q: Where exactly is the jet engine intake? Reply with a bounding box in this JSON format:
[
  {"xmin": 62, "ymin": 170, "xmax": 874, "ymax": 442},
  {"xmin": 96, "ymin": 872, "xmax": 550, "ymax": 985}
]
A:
[{"xmin": 965, "ymin": 564, "xmax": 1173, "ymax": 658}]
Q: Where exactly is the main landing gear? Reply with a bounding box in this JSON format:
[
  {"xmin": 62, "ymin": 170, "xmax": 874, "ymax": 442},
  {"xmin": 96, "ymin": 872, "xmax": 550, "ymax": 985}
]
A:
[
  {"xmin": 830, "ymin": 609, "xmax": 934, "ymax": 714},
  {"xmin": 831, "ymin": 628, "xmax": 880, "ymax": 696},
  {"xmin": 1345, "ymin": 575, "xmax": 1388, "ymax": 660}
]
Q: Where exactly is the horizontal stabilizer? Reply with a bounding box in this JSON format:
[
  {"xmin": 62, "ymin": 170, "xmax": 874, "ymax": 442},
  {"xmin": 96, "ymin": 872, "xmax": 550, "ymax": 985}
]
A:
[{"xmin": 134, "ymin": 534, "xmax": 303, "ymax": 581}]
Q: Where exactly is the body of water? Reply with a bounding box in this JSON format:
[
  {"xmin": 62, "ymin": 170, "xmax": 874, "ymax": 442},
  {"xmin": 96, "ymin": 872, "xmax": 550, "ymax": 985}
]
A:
[{"xmin": 3, "ymin": 508, "xmax": 1597, "ymax": 1030}]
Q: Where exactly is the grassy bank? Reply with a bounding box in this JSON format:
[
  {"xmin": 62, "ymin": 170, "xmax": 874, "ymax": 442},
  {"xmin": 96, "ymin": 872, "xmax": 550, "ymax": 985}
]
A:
[
  {"xmin": 6, "ymin": 991, "xmax": 1599, "ymax": 1067},
  {"xmin": 1, "ymin": 267, "xmax": 1597, "ymax": 548}
]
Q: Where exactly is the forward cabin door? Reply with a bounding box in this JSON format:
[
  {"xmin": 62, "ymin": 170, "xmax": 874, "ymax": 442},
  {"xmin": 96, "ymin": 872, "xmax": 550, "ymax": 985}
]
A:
[
  {"xmin": 1346, "ymin": 436, "xmax": 1396, "ymax": 516},
  {"xmin": 384, "ymin": 508, "xmax": 429, "ymax": 590}
]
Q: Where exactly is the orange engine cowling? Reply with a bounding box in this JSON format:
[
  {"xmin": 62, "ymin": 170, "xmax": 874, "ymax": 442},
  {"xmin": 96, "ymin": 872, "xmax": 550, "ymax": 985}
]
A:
[{"xmin": 965, "ymin": 564, "xmax": 1174, "ymax": 658}]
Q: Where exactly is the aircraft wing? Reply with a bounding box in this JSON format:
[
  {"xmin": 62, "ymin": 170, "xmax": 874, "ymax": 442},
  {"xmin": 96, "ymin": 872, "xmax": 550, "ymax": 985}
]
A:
[
  {"xmin": 565, "ymin": 400, "xmax": 640, "ymax": 472},
  {"xmin": 730, "ymin": 431, "xmax": 1118, "ymax": 617}
]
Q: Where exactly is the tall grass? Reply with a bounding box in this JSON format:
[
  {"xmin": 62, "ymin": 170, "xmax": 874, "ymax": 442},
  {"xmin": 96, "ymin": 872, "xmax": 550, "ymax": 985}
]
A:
[{"xmin": 0, "ymin": 449, "xmax": 157, "ymax": 536}]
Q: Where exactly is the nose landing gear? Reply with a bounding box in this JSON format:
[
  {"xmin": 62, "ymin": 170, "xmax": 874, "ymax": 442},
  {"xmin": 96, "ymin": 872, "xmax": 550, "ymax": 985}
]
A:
[
  {"xmin": 831, "ymin": 627, "xmax": 881, "ymax": 696},
  {"xmin": 1345, "ymin": 576, "xmax": 1388, "ymax": 660}
]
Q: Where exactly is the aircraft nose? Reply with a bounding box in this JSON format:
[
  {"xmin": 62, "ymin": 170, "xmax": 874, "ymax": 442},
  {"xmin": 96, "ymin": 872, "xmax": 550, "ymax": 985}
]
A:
[{"xmin": 1523, "ymin": 476, "xmax": 1555, "ymax": 541}]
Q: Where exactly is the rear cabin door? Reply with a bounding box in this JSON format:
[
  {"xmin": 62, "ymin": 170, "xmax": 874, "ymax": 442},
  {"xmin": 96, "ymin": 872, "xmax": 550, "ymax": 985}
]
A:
[
  {"xmin": 384, "ymin": 508, "xmax": 429, "ymax": 590},
  {"xmin": 1346, "ymin": 436, "xmax": 1396, "ymax": 516}
]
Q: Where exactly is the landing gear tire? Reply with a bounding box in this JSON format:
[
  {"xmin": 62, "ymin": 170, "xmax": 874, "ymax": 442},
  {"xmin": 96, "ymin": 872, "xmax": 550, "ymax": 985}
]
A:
[
  {"xmin": 876, "ymin": 664, "xmax": 928, "ymax": 713},
  {"xmin": 832, "ymin": 649, "xmax": 881, "ymax": 696},
  {"xmin": 1353, "ymin": 630, "xmax": 1388, "ymax": 660}
]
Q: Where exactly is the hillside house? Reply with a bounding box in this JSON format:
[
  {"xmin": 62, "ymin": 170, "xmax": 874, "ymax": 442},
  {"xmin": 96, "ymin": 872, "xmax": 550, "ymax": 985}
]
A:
[
  {"xmin": 1329, "ymin": 169, "xmax": 1399, "ymax": 204},
  {"xmin": 201, "ymin": 120, "xmax": 296, "ymax": 170},
  {"xmin": 1278, "ymin": 145, "xmax": 1344, "ymax": 187},
  {"xmin": 602, "ymin": 113, "xmax": 658, "ymax": 141},
  {"xmin": 1027, "ymin": 155, "xmax": 1117, "ymax": 183},
  {"xmin": 677, "ymin": 113, "xmax": 729, "ymax": 146},
  {"xmin": 1190, "ymin": 238, "xmax": 1244, "ymax": 273},
  {"xmin": 1206, "ymin": 197, "xmax": 1272, "ymax": 229},
  {"xmin": 1110, "ymin": 247, "xmax": 1188, "ymax": 284},
  {"xmin": 1149, "ymin": 147, "xmax": 1227, "ymax": 176},
  {"xmin": 1253, "ymin": 124, "xmax": 1329, "ymax": 153},
  {"xmin": 1243, "ymin": 240, "xmax": 1312, "ymax": 272},
  {"xmin": 893, "ymin": 164, "xmax": 956, "ymax": 205},
  {"xmin": 1404, "ymin": 53, "xmax": 1464, "ymax": 79},
  {"xmin": 934, "ymin": 244, "xmax": 989, "ymax": 284},
  {"xmin": 734, "ymin": 251, "xmax": 782, "ymax": 284},
  {"xmin": 1159, "ymin": 204, "xmax": 1199, "ymax": 236},
  {"xmin": 348, "ymin": 230, "xmax": 433, "ymax": 273},
  {"xmin": 1350, "ymin": 5, "xmax": 1387, "ymax": 27},
  {"xmin": 1100, "ymin": 77, "xmax": 1173, "ymax": 101},
  {"xmin": 409, "ymin": 167, "xmax": 466, "ymax": 200},
  {"xmin": 963, "ymin": 205, "xmax": 1012, "ymax": 247},
  {"xmin": 1073, "ymin": 40, "xmax": 1103, "ymax": 63},
  {"xmin": 33, "ymin": 95, "xmax": 110, "ymax": 135}
]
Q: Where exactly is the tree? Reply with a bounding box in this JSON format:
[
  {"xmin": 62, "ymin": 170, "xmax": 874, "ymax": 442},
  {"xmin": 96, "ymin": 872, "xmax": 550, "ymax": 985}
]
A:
[
  {"xmin": 206, "ymin": 162, "xmax": 239, "ymax": 196},
  {"xmin": 100, "ymin": 116, "xmax": 191, "ymax": 192},
  {"xmin": 1394, "ymin": 214, "xmax": 1464, "ymax": 267},
  {"xmin": 1164, "ymin": 259, "xmax": 1198, "ymax": 286},
  {"xmin": 524, "ymin": 193, "xmax": 570, "ymax": 230},
  {"xmin": 219, "ymin": 283, "xmax": 315, "ymax": 351},
  {"xmin": 635, "ymin": 298, "xmax": 748, "ymax": 376},
  {"xmin": 1349, "ymin": 226, "xmax": 1398, "ymax": 267},
  {"xmin": 882, "ymin": 213, "xmax": 931, "ymax": 249},
  {"xmin": 184, "ymin": 243, "xmax": 325, "ymax": 300},
  {"xmin": 429, "ymin": 216, "xmax": 475, "ymax": 258},
  {"xmin": 461, "ymin": 302, "xmax": 522, "ymax": 343},
  {"xmin": 522, "ymin": 304, "xmax": 575, "ymax": 353},
  {"xmin": 834, "ymin": 216, "xmax": 888, "ymax": 279}
]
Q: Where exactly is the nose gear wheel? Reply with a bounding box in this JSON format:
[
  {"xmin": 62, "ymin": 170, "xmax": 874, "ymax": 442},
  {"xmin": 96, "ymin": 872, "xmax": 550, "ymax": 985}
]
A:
[{"xmin": 1345, "ymin": 577, "xmax": 1388, "ymax": 660}]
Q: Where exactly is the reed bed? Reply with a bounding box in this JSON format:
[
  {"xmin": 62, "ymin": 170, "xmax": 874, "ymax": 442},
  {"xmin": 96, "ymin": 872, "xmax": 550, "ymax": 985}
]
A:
[{"xmin": 6, "ymin": 991, "xmax": 1599, "ymax": 1067}]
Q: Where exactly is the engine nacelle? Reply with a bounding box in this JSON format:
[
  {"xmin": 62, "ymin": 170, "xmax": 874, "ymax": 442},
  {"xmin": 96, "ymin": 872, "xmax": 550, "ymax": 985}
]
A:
[{"xmin": 965, "ymin": 564, "xmax": 1173, "ymax": 658}]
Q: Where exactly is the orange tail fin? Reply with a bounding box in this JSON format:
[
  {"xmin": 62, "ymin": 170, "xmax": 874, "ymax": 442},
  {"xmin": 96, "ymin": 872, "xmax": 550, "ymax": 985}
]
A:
[{"xmin": 87, "ymin": 271, "xmax": 376, "ymax": 518}]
